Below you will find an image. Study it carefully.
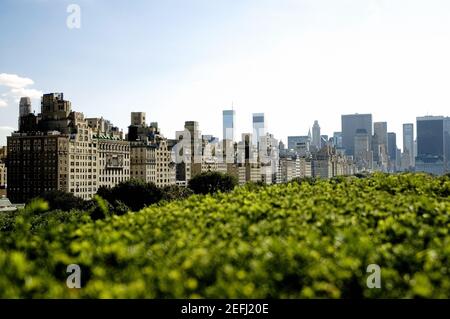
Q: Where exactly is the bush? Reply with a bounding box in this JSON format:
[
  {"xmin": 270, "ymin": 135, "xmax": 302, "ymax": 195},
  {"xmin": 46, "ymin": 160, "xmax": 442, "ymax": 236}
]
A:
[
  {"xmin": 0, "ymin": 173, "xmax": 449, "ymax": 298},
  {"xmin": 188, "ymin": 172, "xmax": 238, "ymax": 195},
  {"xmin": 161, "ymin": 185, "xmax": 193, "ymax": 201},
  {"xmin": 35, "ymin": 190, "xmax": 85, "ymax": 212},
  {"xmin": 96, "ymin": 179, "xmax": 162, "ymax": 212},
  {"xmin": 291, "ymin": 176, "xmax": 316, "ymax": 185}
]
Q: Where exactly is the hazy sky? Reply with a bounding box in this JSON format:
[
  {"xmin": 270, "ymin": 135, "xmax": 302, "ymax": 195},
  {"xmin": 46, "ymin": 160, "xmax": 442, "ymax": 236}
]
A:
[{"xmin": 2, "ymin": 0, "xmax": 450, "ymax": 148}]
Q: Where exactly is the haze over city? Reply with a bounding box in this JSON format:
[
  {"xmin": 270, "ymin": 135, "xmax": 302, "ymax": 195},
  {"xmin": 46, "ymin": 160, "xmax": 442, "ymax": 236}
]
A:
[{"xmin": 2, "ymin": 0, "xmax": 450, "ymax": 147}]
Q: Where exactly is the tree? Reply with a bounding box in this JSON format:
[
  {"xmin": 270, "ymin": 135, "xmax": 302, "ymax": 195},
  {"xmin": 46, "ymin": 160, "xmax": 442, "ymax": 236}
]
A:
[
  {"xmin": 188, "ymin": 172, "xmax": 237, "ymax": 195},
  {"xmin": 109, "ymin": 179, "xmax": 162, "ymax": 211},
  {"xmin": 161, "ymin": 185, "xmax": 194, "ymax": 201},
  {"xmin": 37, "ymin": 190, "xmax": 85, "ymax": 212},
  {"xmin": 291, "ymin": 177, "xmax": 316, "ymax": 185}
]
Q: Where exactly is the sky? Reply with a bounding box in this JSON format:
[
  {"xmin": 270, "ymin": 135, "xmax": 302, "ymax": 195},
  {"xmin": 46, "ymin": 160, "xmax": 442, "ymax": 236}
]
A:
[{"xmin": 2, "ymin": 0, "xmax": 450, "ymax": 148}]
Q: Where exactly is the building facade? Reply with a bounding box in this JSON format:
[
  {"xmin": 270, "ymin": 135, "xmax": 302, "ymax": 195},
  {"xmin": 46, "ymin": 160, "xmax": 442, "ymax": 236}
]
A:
[
  {"xmin": 128, "ymin": 112, "xmax": 176, "ymax": 188},
  {"xmin": 252, "ymin": 113, "xmax": 265, "ymax": 147},
  {"xmin": 223, "ymin": 110, "xmax": 236, "ymax": 142},
  {"xmin": 0, "ymin": 146, "xmax": 7, "ymax": 197},
  {"xmin": 7, "ymin": 93, "xmax": 130, "ymax": 203},
  {"xmin": 341, "ymin": 113, "xmax": 373, "ymax": 157},
  {"xmin": 415, "ymin": 116, "xmax": 450, "ymax": 175},
  {"xmin": 402, "ymin": 123, "xmax": 415, "ymax": 170}
]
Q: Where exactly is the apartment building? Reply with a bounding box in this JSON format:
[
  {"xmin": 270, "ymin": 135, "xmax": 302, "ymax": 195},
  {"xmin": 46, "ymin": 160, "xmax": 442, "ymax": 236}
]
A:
[
  {"xmin": 7, "ymin": 93, "xmax": 130, "ymax": 203},
  {"xmin": 128, "ymin": 112, "xmax": 176, "ymax": 188},
  {"xmin": 0, "ymin": 146, "xmax": 7, "ymax": 197}
]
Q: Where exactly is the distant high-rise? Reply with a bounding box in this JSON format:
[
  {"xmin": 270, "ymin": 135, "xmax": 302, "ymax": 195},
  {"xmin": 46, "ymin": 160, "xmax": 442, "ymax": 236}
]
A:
[
  {"xmin": 19, "ymin": 97, "xmax": 31, "ymax": 117},
  {"xmin": 287, "ymin": 136, "xmax": 310, "ymax": 155},
  {"xmin": 354, "ymin": 129, "xmax": 372, "ymax": 171},
  {"xmin": 415, "ymin": 116, "xmax": 449, "ymax": 175},
  {"xmin": 223, "ymin": 110, "xmax": 235, "ymax": 142},
  {"xmin": 387, "ymin": 132, "xmax": 397, "ymax": 172},
  {"xmin": 312, "ymin": 120, "xmax": 321, "ymax": 150},
  {"xmin": 333, "ymin": 132, "xmax": 343, "ymax": 148},
  {"xmin": 131, "ymin": 112, "xmax": 146, "ymax": 126},
  {"xmin": 252, "ymin": 113, "xmax": 265, "ymax": 146},
  {"xmin": 373, "ymin": 122, "xmax": 388, "ymax": 168},
  {"xmin": 387, "ymin": 132, "xmax": 397, "ymax": 161},
  {"xmin": 18, "ymin": 97, "xmax": 33, "ymax": 131},
  {"xmin": 320, "ymin": 135, "xmax": 328, "ymax": 148},
  {"xmin": 341, "ymin": 114, "xmax": 373, "ymax": 156},
  {"xmin": 402, "ymin": 123, "xmax": 414, "ymax": 169}
]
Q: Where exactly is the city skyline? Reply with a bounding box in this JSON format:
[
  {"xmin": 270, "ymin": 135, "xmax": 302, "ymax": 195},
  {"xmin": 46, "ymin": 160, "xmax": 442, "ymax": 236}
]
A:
[
  {"xmin": 3, "ymin": 1, "xmax": 450, "ymax": 148},
  {"xmin": 2, "ymin": 90, "xmax": 450, "ymax": 151}
]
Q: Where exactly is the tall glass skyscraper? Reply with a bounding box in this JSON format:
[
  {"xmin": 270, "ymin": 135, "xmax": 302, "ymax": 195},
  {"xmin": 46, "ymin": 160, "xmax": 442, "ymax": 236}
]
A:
[
  {"xmin": 341, "ymin": 114, "xmax": 373, "ymax": 156},
  {"xmin": 252, "ymin": 113, "xmax": 265, "ymax": 146},
  {"xmin": 414, "ymin": 116, "xmax": 450, "ymax": 175},
  {"xmin": 222, "ymin": 110, "xmax": 236, "ymax": 142}
]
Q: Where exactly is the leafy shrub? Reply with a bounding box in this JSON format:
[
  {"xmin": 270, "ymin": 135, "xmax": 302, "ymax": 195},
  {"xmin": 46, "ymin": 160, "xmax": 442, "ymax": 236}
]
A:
[
  {"xmin": 97, "ymin": 179, "xmax": 162, "ymax": 211},
  {"xmin": 161, "ymin": 185, "xmax": 193, "ymax": 202},
  {"xmin": 0, "ymin": 173, "xmax": 449, "ymax": 298},
  {"xmin": 188, "ymin": 172, "xmax": 238, "ymax": 195},
  {"xmin": 291, "ymin": 176, "xmax": 316, "ymax": 185},
  {"xmin": 34, "ymin": 190, "xmax": 85, "ymax": 212}
]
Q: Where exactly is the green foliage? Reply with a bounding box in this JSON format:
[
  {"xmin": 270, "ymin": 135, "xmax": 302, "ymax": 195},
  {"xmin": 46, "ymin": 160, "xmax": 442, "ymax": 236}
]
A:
[
  {"xmin": 161, "ymin": 185, "xmax": 194, "ymax": 202},
  {"xmin": 291, "ymin": 176, "xmax": 316, "ymax": 185},
  {"xmin": 89, "ymin": 195, "xmax": 111, "ymax": 221},
  {"xmin": 188, "ymin": 172, "xmax": 238, "ymax": 195},
  {"xmin": 0, "ymin": 173, "xmax": 449, "ymax": 298},
  {"xmin": 35, "ymin": 190, "xmax": 85, "ymax": 212},
  {"xmin": 97, "ymin": 179, "xmax": 162, "ymax": 211}
]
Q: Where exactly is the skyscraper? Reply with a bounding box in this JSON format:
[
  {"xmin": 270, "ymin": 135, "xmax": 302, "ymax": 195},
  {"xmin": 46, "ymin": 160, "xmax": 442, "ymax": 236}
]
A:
[
  {"xmin": 387, "ymin": 132, "xmax": 397, "ymax": 162},
  {"xmin": 333, "ymin": 132, "xmax": 343, "ymax": 148},
  {"xmin": 387, "ymin": 132, "xmax": 397, "ymax": 172},
  {"xmin": 19, "ymin": 97, "xmax": 31, "ymax": 117},
  {"xmin": 354, "ymin": 129, "xmax": 372, "ymax": 171},
  {"xmin": 223, "ymin": 110, "xmax": 236, "ymax": 142},
  {"xmin": 402, "ymin": 123, "xmax": 414, "ymax": 169},
  {"xmin": 341, "ymin": 114, "xmax": 373, "ymax": 156},
  {"xmin": 252, "ymin": 113, "xmax": 265, "ymax": 146},
  {"xmin": 373, "ymin": 122, "xmax": 388, "ymax": 169},
  {"xmin": 312, "ymin": 120, "xmax": 321, "ymax": 150},
  {"xmin": 415, "ymin": 116, "xmax": 448, "ymax": 175}
]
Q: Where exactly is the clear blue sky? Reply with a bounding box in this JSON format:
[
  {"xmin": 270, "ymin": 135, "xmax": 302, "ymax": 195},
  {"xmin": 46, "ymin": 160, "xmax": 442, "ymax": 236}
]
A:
[{"xmin": 2, "ymin": 0, "xmax": 450, "ymax": 148}]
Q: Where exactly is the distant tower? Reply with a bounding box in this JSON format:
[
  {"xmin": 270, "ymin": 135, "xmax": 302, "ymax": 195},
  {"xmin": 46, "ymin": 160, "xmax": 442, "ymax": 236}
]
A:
[
  {"xmin": 18, "ymin": 97, "xmax": 32, "ymax": 130},
  {"xmin": 223, "ymin": 109, "xmax": 236, "ymax": 142},
  {"xmin": 19, "ymin": 97, "xmax": 32, "ymax": 117},
  {"xmin": 252, "ymin": 113, "xmax": 266, "ymax": 146},
  {"xmin": 312, "ymin": 120, "xmax": 321, "ymax": 150},
  {"xmin": 131, "ymin": 112, "xmax": 146, "ymax": 126}
]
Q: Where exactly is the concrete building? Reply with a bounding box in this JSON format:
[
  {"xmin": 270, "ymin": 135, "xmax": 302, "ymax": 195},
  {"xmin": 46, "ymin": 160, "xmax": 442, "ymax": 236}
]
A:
[
  {"xmin": 7, "ymin": 93, "xmax": 131, "ymax": 203},
  {"xmin": 402, "ymin": 123, "xmax": 415, "ymax": 170},
  {"xmin": 312, "ymin": 120, "xmax": 321, "ymax": 150},
  {"xmin": 0, "ymin": 146, "xmax": 6, "ymax": 197},
  {"xmin": 311, "ymin": 146, "xmax": 354, "ymax": 178},
  {"xmin": 354, "ymin": 129, "xmax": 373, "ymax": 172},
  {"xmin": 237, "ymin": 133, "xmax": 261, "ymax": 185},
  {"xmin": 387, "ymin": 132, "xmax": 397, "ymax": 172},
  {"xmin": 287, "ymin": 136, "xmax": 310, "ymax": 155},
  {"xmin": 373, "ymin": 122, "xmax": 388, "ymax": 171},
  {"xmin": 127, "ymin": 113, "xmax": 175, "ymax": 187},
  {"xmin": 277, "ymin": 155, "xmax": 300, "ymax": 183}
]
